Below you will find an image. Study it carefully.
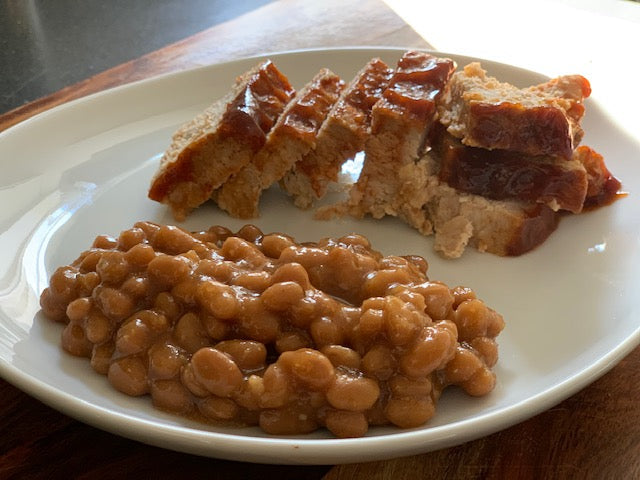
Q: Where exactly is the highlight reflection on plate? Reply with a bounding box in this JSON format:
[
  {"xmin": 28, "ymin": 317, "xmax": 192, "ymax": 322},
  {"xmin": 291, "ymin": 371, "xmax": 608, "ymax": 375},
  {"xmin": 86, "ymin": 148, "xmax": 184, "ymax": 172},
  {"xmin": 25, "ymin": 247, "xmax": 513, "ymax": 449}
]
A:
[{"xmin": 1, "ymin": 48, "xmax": 639, "ymax": 465}]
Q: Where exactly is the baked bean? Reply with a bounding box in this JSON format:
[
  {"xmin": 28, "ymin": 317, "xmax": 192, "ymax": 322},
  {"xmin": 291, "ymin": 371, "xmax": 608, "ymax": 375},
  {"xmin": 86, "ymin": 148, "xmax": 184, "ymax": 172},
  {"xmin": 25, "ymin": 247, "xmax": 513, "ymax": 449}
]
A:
[
  {"xmin": 400, "ymin": 324, "xmax": 457, "ymax": 378},
  {"xmin": 287, "ymin": 297, "xmax": 317, "ymax": 329},
  {"xmin": 261, "ymin": 233, "xmax": 294, "ymax": 258},
  {"xmin": 310, "ymin": 317, "xmax": 343, "ymax": 347},
  {"xmin": 452, "ymin": 285, "xmax": 477, "ymax": 307},
  {"xmin": 174, "ymin": 312, "xmax": 209, "ymax": 353},
  {"xmin": 125, "ymin": 243, "xmax": 156, "ymax": 267},
  {"xmin": 93, "ymin": 286, "xmax": 134, "ymax": 321},
  {"xmin": 117, "ymin": 227, "xmax": 146, "ymax": 251},
  {"xmin": 180, "ymin": 363, "xmax": 210, "ymax": 398},
  {"xmin": 49, "ymin": 266, "xmax": 79, "ymax": 304},
  {"xmin": 221, "ymin": 236, "xmax": 266, "ymax": 267},
  {"xmin": 279, "ymin": 348, "xmax": 335, "ymax": 391},
  {"xmin": 389, "ymin": 286, "xmax": 427, "ymax": 312},
  {"xmin": 363, "ymin": 269, "xmax": 412, "ymax": 298},
  {"xmin": 271, "ymin": 262, "xmax": 311, "ymax": 289},
  {"xmin": 453, "ymin": 299, "xmax": 495, "ymax": 342},
  {"xmin": 238, "ymin": 297, "xmax": 280, "ymax": 343},
  {"xmin": 196, "ymin": 280, "xmax": 238, "ymax": 319},
  {"xmin": 41, "ymin": 223, "xmax": 504, "ymax": 438},
  {"xmin": 470, "ymin": 337, "xmax": 499, "ymax": 367},
  {"xmin": 362, "ymin": 344, "xmax": 396, "ymax": 380},
  {"xmin": 90, "ymin": 342, "xmax": 114, "ymax": 375},
  {"xmin": 171, "ymin": 278, "xmax": 199, "ymax": 306},
  {"xmin": 275, "ymin": 331, "xmax": 312, "ymax": 353},
  {"xmin": 77, "ymin": 272, "xmax": 100, "ymax": 297},
  {"xmin": 66, "ymin": 297, "xmax": 91, "ymax": 322},
  {"xmin": 357, "ymin": 305, "xmax": 385, "ymax": 339},
  {"xmin": 236, "ymin": 224, "xmax": 263, "ymax": 243},
  {"xmin": 325, "ymin": 247, "xmax": 368, "ymax": 295},
  {"xmin": 443, "ymin": 345, "xmax": 484, "ymax": 383},
  {"xmin": 148, "ymin": 254, "xmax": 192, "ymax": 288},
  {"xmin": 261, "ymin": 281, "xmax": 305, "ymax": 311},
  {"xmin": 194, "ymin": 258, "xmax": 218, "ymax": 278},
  {"xmin": 378, "ymin": 255, "xmax": 410, "ymax": 270},
  {"xmin": 148, "ymin": 342, "xmax": 186, "ymax": 379},
  {"xmin": 278, "ymin": 245, "xmax": 328, "ymax": 269},
  {"xmin": 206, "ymin": 225, "xmax": 233, "ymax": 244},
  {"xmin": 85, "ymin": 309, "xmax": 112, "ymax": 344},
  {"xmin": 320, "ymin": 345, "xmax": 361, "ymax": 370},
  {"xmin": 231, "ymin": 270, "xmax": 272, "ymax": 292},
  {"xmin": 233, "ymin": 374, "xmax": 263, "ymax": 410},
  {"xmin": 384, "ymin": 298, "xmax": 420, "ymax": 346},
  {"xmin": 402, "ymin": 255, "xmax": 428, "ymax": 275},
  {"xmin": 153, "ymin": 225, "xmax": 198, "ymax": 255},
  {"xmin": 108, "ymin": 356, "xmax": 149, "ymax": 396},
  {"xmin": 326, "ymin": 372, "xmax": 380, "ymax": 411},
  {"xmin": 151, "ymin": 379, "xmax": 193, "ymax": 413},
  {"xmin": 116, "ymin": 316, "xmax": 154, "ymax": 356},
  {"xmin": 208, "ymin": 260, "xmax": 235, "ymax": 283},
  {"xmin": 190, "ymin": 347, "xmax": 243, "ymax": 397},
  {"xmin": 201, "ymin": 314, "xmax": 230, "ymax": 341},
  {"xmin": 259, "ymin": 407, "xmax": 317, "ymax": 435},
  {"xmin": 460, "ymin": 368, "xmax": 496, "ymax": 397},
  {"xmin": 121, "ymin": 275, "xmax": 149, "ymax": 299},
  {"xmin": 385, "ymin": 396, "xmax": 435, "ymax": 428},
  {"xmin": 486, "ymin": 309, "xmax": 506, "ymax": 338},
  {"xmin": 61, "ymin": 321, "xmax": 92, "ymax": 357},
  {"xmin": 389, "ymin": 374, "xmax": 432, "ymax": 398},
  {"xmin": 412, "ymin": 281, "xmax": 454, "ymax": 320},
  {"xmin": 198, "ymin": 396, "xmax": 239, "ymax": 421},
  {"xmin": 132, "ymin": 220, "xmax": 159, "ymax": 239},
  {"xmin": 153, "ymin": 292, "xmax": 181, "ymax": 321},
  {"xmin": 260, "ymin": 364, "xmax": 291, "ymax": 409},
  {"xmin": 79, "ymin": 251, "xmax": 102, "ymax": 273},
  {"xmin": 214, "ymin": 340, "xmax": 266, "ymax": 372},
  {"xmin": 96, "ymin": 251, "xmax": 129, "ymax": 286},
  {"xmin": 325, "ymin": 410, "xmax": 369, "ymax": 438},
  {"xmin": 338, "ymin": 233, "xmax": 371, "ymax": 249},
  {"xmin": 92, "ymin": 234, "xmax": 117, "ymax": 249}
]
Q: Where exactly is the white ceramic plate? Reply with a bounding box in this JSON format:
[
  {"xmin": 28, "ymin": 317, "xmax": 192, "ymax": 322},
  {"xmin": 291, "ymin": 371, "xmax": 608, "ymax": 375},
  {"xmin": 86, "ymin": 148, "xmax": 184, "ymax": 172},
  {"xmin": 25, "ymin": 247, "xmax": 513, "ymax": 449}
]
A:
[{"xmin": 1, "ymin": 48, "xmax": 639, "ymax": 465}]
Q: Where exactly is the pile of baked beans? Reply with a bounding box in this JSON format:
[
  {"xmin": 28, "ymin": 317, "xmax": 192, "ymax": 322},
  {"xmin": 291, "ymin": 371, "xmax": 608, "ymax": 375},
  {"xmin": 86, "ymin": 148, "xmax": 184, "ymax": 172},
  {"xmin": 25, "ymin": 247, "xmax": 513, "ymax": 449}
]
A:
[{"xmin": 40, "ymin": 222, "xmax": 504, "ymax": 438}]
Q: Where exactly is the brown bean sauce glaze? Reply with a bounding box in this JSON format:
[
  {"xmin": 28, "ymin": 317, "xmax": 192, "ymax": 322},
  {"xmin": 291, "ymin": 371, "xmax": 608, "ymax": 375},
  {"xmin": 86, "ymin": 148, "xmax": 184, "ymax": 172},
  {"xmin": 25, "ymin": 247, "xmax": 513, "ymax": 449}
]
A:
[{"xmin": 40, "ymin": 223, "xmax": 504, "ymax": 438}]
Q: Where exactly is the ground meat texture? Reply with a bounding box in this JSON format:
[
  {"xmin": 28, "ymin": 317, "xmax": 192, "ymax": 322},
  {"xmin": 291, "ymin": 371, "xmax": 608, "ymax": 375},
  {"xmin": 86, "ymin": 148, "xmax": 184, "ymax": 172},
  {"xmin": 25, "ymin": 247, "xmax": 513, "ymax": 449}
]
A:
[{"xmin": 40, "ymin": 222, "xmax": 505, "ymax": 438}]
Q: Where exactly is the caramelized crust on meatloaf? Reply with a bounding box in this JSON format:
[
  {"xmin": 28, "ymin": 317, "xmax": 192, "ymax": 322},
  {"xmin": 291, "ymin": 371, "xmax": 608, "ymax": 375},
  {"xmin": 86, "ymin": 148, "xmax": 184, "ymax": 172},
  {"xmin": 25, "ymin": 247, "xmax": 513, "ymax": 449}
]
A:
[
  {"xmin": 332, "ymin": 51, "xmax": 455, "ymax": 221},
  {"xmin": 281, "ymin": 58, "xmax": 394, "ymax": 208},
  {"xmin": 214, "ymin": 69, "xmax": 345, "ymax": 219},
  {"xmin": 574, "ymin": 145, "xmax": 624, "ymax": 209},
  {"xmin": 148, "ymin": 61, "xmax": 295, "ymax": 220},
  {"xmin": 430, "ymin": 125, "xmax": 589, "ymax": 214},
  {"xmin": 437, "ymin": 62, "xmax": 591, "ymax": 160}
]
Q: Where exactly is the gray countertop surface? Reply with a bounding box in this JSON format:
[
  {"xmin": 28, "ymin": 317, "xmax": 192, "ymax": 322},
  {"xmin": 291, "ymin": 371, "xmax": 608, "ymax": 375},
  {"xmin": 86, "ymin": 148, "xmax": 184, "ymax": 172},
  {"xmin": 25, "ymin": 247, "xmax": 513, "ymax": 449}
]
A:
[{"xmin": 0, "ymin": 0, "xmax": 272, "ymax": 115}]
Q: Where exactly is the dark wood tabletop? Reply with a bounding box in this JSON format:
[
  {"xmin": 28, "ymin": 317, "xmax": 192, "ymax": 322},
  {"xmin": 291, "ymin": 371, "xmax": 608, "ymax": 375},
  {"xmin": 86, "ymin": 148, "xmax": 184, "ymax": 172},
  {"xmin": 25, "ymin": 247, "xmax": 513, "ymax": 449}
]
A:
[{"xmin": 1, "ymin": 1, "xmax": 639, "ymax": 478}]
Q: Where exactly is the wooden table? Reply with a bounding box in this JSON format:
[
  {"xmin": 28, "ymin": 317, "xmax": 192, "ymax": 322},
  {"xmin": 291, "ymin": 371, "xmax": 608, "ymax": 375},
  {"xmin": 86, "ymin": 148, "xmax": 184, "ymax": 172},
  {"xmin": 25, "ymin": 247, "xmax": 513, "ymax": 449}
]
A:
[{"xmin": 1, "ymin": 1, "xmax": 639, "ymax": 478}]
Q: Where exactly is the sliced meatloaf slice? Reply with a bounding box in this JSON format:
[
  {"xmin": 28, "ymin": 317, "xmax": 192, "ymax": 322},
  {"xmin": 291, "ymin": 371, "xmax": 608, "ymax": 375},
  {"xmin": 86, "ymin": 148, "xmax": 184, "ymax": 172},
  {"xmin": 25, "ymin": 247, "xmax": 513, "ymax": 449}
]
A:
[
  {"xmin": 214, "ymin": 68, "xmax": 345, "ymax": 219},
  {"xmin": 326, "ymin": 51, "xmax": 455, "ymax": 222},
  {"xmin": 416, "ymin": 153, "xmax": 560, "ymax": 258},
  {"xmin": 281, "ymin": 58, "xmax": 394, "ymax": 208},
  {"xmin": 437, "ymin": 62, "xmax": 591, "ymax": 160},
  {"xmin": 148, "ymin": 60, "xmax": 295, "ymax": 220}
]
